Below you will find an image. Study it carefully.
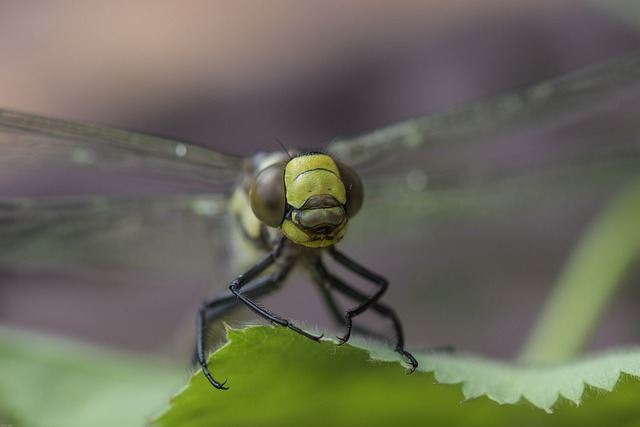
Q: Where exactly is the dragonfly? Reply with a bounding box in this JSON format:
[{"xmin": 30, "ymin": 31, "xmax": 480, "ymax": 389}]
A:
[{"xmin": 1, "ymin": 53, "xmax": 640, "ymax": 389}]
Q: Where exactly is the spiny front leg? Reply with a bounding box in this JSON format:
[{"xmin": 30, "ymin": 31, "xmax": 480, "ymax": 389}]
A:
[{"xmin": 327, "ymin": 247, "xmax": 388, "ymax": 346}]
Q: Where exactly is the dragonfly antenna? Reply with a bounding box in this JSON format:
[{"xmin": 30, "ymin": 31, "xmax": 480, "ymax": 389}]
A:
[{"xmin": 271, "ymin": 135, "xmax": 292, "ymax": 159}]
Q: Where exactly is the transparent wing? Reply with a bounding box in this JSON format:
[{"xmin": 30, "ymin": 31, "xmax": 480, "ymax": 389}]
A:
[
  {"xmin": 0, "ymin": 193, "xmax": 236, "ymax": 353},
  {"xmin": 330, "ymin": 54, "xmax": 640, "ymax": 235},
  {"xmin": 331, "ymin": 53, "xmax": 640, "ymax": 171},
  {"xmin": 0, "ymin": 110, "xmax": 245, "ymax": 277},
  {"xmin": 0, "ymin": 109, "xmax": 242, "ymax": 189},
  {"xmin": 0, "ymin": 194, "xmax": 231, "ymax": 278},
  {"xmin": 0, "ymin": 115, "xmax": 241, "ymax": 348}
]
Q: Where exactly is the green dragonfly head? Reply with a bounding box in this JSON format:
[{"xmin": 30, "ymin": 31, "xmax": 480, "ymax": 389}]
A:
[{"xmin": 250, "ymin": 152, "xmax": 363, "ymax": 248}]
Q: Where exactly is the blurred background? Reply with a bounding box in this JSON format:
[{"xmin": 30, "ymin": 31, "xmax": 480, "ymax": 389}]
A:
[{"xmin": 1, "ymin": 0, "xmax": 639, "ymax": 362}]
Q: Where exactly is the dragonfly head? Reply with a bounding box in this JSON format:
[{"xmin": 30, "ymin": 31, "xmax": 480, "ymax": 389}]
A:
[{"xmin": 250, "ymin": 152, "xmax": 363, "ymax": 248}]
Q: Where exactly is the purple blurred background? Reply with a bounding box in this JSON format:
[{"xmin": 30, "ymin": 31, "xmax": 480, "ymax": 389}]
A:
[{"xmin": 1, "ymin": 1, "xmax": 639, "ymax": 360}]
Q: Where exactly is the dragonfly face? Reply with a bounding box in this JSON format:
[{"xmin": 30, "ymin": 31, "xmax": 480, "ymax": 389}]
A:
[
  {"xmin": 1, "ymin": 53, "xmax": 639, "ymax": 388},
  {"xmin": 250, "ymin": 152, "xmax": 364, "ymax": 248}
]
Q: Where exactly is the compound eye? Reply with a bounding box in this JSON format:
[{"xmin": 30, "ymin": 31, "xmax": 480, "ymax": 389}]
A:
[
  {"xmin": 335, "ymin": 160, "xmax": 363, "ymax": 218},
  {"xmin": 250, "ymin": 162, "xmax": 286, "ymax": 227}
]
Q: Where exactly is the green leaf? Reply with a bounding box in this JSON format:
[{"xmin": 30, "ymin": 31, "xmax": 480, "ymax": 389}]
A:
[
  {"xmin": 151, "ymin": 325, "xmax": 640, "ymax": 426},
  {"xmin": 0, "ymin": 327, "xmax": 184, "ymax": 427}
]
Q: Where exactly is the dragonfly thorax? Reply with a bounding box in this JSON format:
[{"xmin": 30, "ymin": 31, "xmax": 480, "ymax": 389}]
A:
[{"xmin": 249, "ymin": 152, "xmax": 363, "ymax": 248}]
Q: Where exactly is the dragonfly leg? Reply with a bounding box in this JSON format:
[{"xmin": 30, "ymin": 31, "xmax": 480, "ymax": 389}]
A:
[
  {"xmin": 315, "ymin": 250, "xmax": 418, "ymax": 372},
  {"xmin": 197, "ymin": 250, "xmax": 285, "ymax": 390},
  {"xmin": 313, "ymin": 258, "xmax": 386, "ymax": 339},
  {"xmin": 229, "ymin": 253, "xmax": 324, "ymax": 342},
  {"xmin": 326, "ymin": 247, "xmax": 389, "ymax": 346},
  {"xmin": 194, "ymin": 273, "xmax": 284, "ymax": 367}
]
